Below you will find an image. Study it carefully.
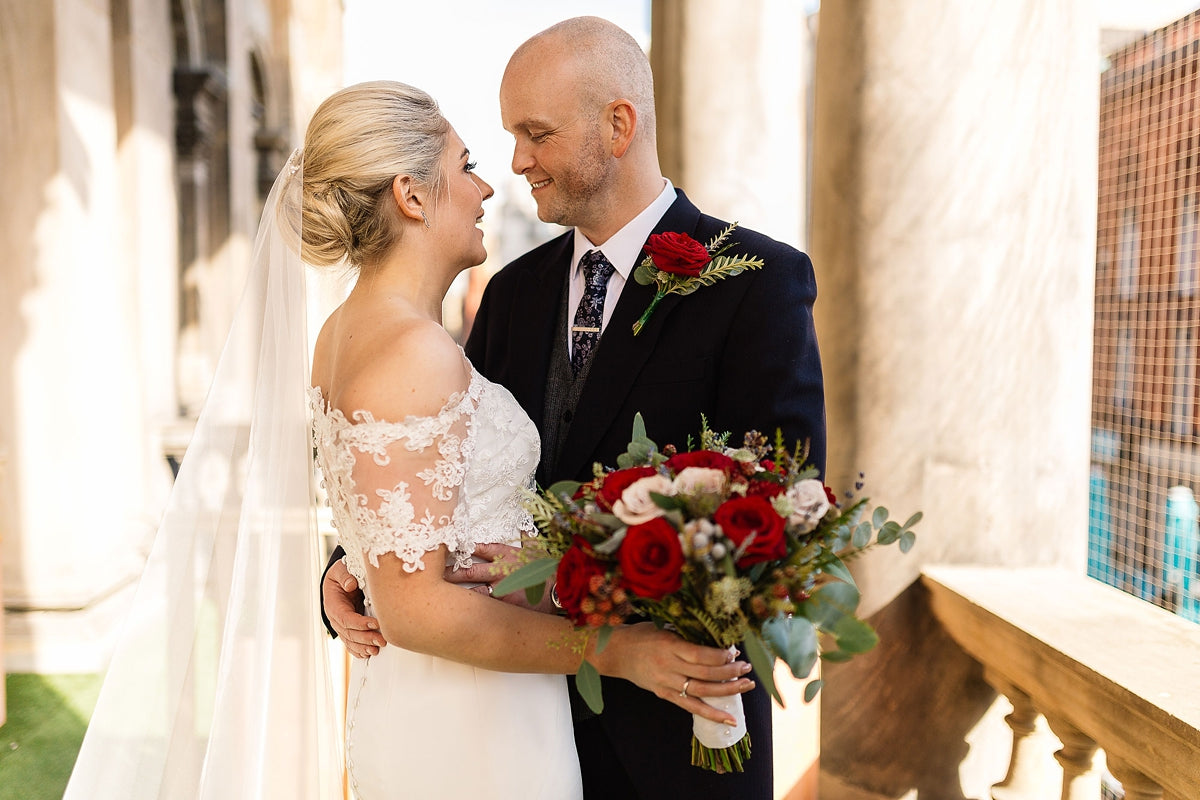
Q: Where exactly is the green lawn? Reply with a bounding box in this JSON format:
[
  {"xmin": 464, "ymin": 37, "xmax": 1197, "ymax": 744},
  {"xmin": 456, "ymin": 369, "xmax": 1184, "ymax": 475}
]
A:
[{"xmin": 0, "ymin": 674, "xmax": 102, "ymax": 800}]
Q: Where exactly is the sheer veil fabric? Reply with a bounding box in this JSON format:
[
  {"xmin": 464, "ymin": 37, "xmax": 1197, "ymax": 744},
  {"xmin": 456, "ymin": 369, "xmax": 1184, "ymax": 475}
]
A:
[{"xmin": 64, "ymin": 151, "xmax": 343, "ymax": 799}]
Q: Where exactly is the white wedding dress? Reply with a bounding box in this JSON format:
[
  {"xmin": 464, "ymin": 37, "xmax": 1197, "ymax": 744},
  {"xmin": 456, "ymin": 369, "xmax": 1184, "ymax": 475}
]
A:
[{"xmin": 309, "ymin": 361, "xmax": 582, "ymax": 800}]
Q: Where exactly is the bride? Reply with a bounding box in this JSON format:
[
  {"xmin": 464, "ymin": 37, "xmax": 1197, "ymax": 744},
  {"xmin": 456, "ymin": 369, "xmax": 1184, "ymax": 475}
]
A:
[{"xmin": 67, "ymin": 80, "xmax": 753, "ymax": 800}]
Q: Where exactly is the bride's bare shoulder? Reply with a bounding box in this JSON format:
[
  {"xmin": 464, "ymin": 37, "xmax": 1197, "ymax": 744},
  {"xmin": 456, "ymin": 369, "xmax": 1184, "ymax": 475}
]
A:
[{"xmin": 332, "ymin": 316, "xmax": 469, "ymax": 422}]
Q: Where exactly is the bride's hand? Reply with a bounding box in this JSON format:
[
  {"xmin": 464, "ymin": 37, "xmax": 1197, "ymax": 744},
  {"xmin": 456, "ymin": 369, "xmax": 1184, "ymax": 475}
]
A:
[
  {"xmin": 595, "ymin": 622, "xmax": 756, "ymax": 725},
  {"xmin": 324, "ymin": 560, "xmax": 386, "ymax": 658},
  {"xmin": 444, "ymin": 542, "xmax": 556, "ymax": 613}
]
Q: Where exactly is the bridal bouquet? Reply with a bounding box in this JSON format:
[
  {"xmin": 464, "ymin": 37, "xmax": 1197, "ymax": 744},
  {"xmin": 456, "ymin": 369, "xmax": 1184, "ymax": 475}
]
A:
[{"xmin": 496, "ymin": 415, "xmax": 919, "ymax": 773}]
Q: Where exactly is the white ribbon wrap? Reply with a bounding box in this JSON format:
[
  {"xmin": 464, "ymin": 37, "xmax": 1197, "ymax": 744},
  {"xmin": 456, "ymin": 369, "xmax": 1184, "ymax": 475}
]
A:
[{"xmin": 692, "ymin": 693, "xmax": 748, "ymax": 748}]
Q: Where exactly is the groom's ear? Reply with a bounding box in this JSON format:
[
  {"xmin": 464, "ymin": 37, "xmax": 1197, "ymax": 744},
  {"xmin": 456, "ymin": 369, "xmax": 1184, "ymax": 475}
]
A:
[
  {"xmin": 391, "ymin": 174, "xmax": 426, "ymax": 224},
  {"xmin": 608, "ymin": 99, "xmax": 637, "ymax": 159}
]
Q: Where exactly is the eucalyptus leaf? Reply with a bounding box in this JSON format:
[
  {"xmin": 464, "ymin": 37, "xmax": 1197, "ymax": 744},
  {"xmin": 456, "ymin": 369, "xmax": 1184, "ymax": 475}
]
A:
[
  {"xmin": 631, "ymin": 412, "xmax": 647, "ymax": 441},
  {"xmin": 493, "ymin": 558, "xmax": 558, "ymax": 597},
  {"xmin": 820, "ymin": 554, "xmax": 857, "ymax": 588},
  {"xmin": 742, "ymin": 630, "xmax": 783, "ymax": 707},
  {"xmin": 524, "ymin": 583, "xmax": 546, "ymax": 606},
  {"xmin": 831, "ymin": 615, "xmax": 879, "ymax": 654},
  {"xmin": 575, "ymin": 659, "xmax": 604, "ymax": 714},
  {"xmin": 902, "ymin": 511, "xmax": 923, "ymax": 530},
  {"xmin": 650, "ymin": 491, "xmax": 685, "ymax": 511},
  {"xmin": 803, "ymin": 679, "xmax": 824, "ymax": 703},
  {"xmin": 899, "ymin": 530, "xmax": 916, "ymax": 554},
  {"xmin": 589, "ymin": 512, "xmax": 623, "ymax": 528},
  {"xmin": 820, "ymin": 650, "xmax": 853, "ymax": 663},
  {"xmin": 802, "ymin": 582, "xmax": 862, "ymax": 629},
  {"xmin": 877, "ymin": 523, "xmax": 900, "ymax": 545},
  {"xmin": 871, "ymin": 506, "xmax": 889, "ymax": 529},
  {"xmin": 595, "ymin": 625, "xmax": 614, "ymax": 655},
  {"xmin": 762, "ymin": 614, "xmax": 819, "ymax": 680},
  {"xmin": 852, "ymin": 521, "xmax": 872, "ymax": 549},
  {"xmin": 546, "ymin": 480, "xmax": 582, "ymax": 500},
  {"xmin": 592, "ymin": 527, "xmax": 628, "ymax": 555}
]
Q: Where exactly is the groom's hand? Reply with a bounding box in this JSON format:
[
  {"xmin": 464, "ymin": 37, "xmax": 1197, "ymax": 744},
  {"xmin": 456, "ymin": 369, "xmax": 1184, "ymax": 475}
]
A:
[
  {"xmin": 444, "ymin": 542, "xmax": 556, "ymax": 613},
  {"xmin": 324, "ymin": 560, "xmax": 385, "ymax": 658}
]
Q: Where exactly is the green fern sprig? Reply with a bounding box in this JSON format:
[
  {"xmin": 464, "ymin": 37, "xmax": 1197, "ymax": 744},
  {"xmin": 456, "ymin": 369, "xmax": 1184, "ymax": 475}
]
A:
[
  {"xmin": 704, "ymin": 222, "xmax": 739, "ymax": 256},
  {"xmin": 665, "ymin": 254, "xmax": 765, "ymax": 296}
]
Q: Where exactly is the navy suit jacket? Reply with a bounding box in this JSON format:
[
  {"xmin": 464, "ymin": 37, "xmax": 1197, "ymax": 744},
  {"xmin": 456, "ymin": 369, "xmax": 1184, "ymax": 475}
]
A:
[{"xmin": 463, "ymin": 190, "xmax": 826, "ymax": 799}]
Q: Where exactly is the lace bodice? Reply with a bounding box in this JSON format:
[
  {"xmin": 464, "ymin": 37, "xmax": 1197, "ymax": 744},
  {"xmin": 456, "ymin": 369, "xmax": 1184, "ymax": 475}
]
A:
[{"xmin": 309, "ymin": 367, "xmax": 540, "ymax": 588}]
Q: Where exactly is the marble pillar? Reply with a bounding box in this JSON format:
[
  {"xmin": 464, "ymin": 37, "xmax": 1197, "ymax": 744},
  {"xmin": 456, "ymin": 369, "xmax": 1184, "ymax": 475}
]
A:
[
  {"xmin": 810, "ymin": 0, "xmax": 1097, "ymax": 796},
  {"xmin": 652, "ymin": 3, "xmax": 819, "ymax": 796},
  {"xmin": 0, "ymin": 0, "xmax": 173, "ymax": 671}
]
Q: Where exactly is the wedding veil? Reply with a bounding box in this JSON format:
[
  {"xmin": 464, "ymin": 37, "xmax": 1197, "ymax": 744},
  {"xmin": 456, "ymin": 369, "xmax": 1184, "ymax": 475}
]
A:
[{"xmin": 64, "ymin": 150, "xmax": 343, "ymax": 798}]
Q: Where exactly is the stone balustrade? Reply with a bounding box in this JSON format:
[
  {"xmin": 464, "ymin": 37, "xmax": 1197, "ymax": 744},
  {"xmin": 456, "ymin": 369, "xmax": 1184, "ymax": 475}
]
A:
[{"xmin": 923, "ymin": 566, "xmax": 1200, "ymax": 800}]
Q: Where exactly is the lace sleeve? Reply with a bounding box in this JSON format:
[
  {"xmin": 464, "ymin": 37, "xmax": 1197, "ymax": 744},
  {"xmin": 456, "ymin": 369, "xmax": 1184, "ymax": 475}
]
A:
[{"xmin": 314, "ymin": 378, "xmax": 482, "ymax": 575}]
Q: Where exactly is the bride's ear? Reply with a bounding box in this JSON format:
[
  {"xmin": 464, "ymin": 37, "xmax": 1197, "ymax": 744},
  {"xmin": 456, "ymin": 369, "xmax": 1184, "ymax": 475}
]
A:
[{"xmin": 391, "ymin": 174, "xmax": 426, "ymax": 225}]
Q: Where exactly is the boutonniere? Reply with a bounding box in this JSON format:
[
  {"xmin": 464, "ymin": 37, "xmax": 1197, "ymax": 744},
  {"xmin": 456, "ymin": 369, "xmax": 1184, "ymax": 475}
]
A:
[{"xmin": 631, "ymin": 223, "xmax": 765, "ymax": 335}]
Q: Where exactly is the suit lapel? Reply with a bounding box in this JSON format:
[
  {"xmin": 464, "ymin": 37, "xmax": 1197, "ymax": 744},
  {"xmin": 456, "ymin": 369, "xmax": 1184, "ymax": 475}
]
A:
[
  {"xmin": 507, "ymin": 234, "xmax": 572, "ymax": 430},
  {"xmin": 555, "ymin": 192, "xmax": 703, "ymax": 479}
]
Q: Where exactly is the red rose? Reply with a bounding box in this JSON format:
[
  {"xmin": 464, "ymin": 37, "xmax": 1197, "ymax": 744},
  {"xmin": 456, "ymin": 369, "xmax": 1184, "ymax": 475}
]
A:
[
  {"xmin": 746, "ymin": 478, "xmax": 786, "ymax": 500},
  {"xmin": 643, "ymin": 232, "xmax": 712, "ymax": 277},
  {"xmin": 555, "ymin": 540, "xmax": 607, "ymax": 624},
  {"xmin": 713, "ymin": 495, "xmax": 787, "ymax": 566},
  {"xmin": 665, "ymin": 450, "xmax": 738, "ymax": 475},
  {"xmin": 597, "ymin": 467, "xmax": 657, "ymax": 509},
  {"xmin": 618, "ymin": 518, "xmax": 685, "ymax": 600}
]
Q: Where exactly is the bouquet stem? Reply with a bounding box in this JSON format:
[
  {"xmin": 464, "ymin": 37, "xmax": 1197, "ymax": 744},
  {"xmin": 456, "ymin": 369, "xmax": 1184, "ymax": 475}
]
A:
[{"xmin": 692, "ymin": 731, "xmax": 752, "ymax": 773}]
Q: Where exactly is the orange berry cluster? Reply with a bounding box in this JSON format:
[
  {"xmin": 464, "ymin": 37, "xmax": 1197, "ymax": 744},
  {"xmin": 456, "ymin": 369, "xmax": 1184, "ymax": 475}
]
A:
[{"xmin": 579, "ymin": 573, "xmax": 634, "ymax": 628}]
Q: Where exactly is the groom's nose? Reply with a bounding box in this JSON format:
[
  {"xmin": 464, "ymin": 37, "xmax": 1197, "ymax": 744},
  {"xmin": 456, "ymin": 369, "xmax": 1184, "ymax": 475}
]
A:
[{"xmin": 511, "ymin": 138, "xmax": 535, "ymax": 175}]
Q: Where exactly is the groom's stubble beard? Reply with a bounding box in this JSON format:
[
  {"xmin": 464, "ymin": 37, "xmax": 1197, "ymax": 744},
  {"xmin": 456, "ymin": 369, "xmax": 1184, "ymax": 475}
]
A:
[{"xmin": 534, "ymin": 121, "xmax": 616, "ymax": 232}]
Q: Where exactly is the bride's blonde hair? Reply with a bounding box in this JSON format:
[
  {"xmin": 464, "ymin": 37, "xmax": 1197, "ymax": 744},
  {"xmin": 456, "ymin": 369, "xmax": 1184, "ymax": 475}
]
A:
[{"xmin": 297, "ymin": 81, "xmax": 449, "ymax": 269}]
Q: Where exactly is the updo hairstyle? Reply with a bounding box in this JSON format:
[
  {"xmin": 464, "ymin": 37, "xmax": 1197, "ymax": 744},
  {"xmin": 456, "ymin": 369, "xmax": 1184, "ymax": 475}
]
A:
[{"xmin": 297, "ymin": 81, "xmax": 450, "ymax": 269}]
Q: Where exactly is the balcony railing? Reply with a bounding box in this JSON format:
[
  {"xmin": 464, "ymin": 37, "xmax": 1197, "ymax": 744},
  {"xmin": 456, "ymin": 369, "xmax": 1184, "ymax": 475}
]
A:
[{"xmin": 923, "ymin": 565, "xmax": 1200, "ymax": 800}]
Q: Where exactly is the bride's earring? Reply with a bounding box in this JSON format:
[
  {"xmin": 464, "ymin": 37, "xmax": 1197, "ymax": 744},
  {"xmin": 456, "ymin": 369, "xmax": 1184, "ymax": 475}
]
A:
[{"xmin": 420, "ymin": 210, "xmax": 431, "ymax": 228}]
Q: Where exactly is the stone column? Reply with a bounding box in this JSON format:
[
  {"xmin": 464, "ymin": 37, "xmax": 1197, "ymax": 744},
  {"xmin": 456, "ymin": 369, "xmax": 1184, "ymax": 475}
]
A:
[
  {"xmin": 652, "ymin": 2, "xmax": 818, "ymax": 795},
  {"xmin": 652, "ymin": 0, "xmax": 810, "ymax": 246},
  {"xmin": 0, "ymin": 0, "xmax": 164, "ymax": 670},
  {"xmin": 810, "ymin": 0, "xmax": 1097, "ymax": 796}
]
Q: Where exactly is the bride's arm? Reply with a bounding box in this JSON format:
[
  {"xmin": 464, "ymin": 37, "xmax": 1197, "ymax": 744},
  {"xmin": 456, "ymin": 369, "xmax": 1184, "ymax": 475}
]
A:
[
  {"xmin": 342, "ymin": 325, "xmax": 753, "ymax": 723},
  {"xmin": 367, "ymin": 545, "xmax": 753, "ymax": 725}
]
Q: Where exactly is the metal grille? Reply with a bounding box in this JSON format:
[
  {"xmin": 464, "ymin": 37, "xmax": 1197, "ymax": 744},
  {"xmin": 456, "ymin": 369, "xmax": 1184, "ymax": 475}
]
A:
[{"xmin": 1094, "ymin": 13, "xmax": 1200, "ymax": 623}]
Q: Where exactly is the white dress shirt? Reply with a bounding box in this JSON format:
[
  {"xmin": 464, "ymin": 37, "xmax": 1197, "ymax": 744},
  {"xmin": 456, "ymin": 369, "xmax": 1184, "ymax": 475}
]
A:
[{"xmin": 566, "ymin": 179, "xmax": 678, "ymax": 357}]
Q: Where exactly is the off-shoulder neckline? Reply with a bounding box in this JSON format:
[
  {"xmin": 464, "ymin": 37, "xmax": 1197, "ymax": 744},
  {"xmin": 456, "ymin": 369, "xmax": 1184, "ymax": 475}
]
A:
[{"xmin": 308, "ymin": 360, "xmax": 482, "ymax": 429}]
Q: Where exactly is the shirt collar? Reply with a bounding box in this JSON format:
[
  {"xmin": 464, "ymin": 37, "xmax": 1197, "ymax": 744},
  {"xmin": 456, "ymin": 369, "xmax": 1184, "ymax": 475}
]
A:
[{"xmin": 571, "ymin": 179, "xmax": 678, "ymax": 280}]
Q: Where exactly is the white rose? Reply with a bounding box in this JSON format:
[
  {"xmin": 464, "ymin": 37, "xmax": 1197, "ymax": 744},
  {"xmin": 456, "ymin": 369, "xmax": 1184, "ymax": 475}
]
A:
[
  {"xmin": 613, "ymin": 474, "xmax": 677, "ymax": 525},
  {"xmin": 672, "ymin": 467, "xmax": 728, "ymax": 496},
  {"xmin": 786, "ymin": 479, "xmax": 830, "ymax": 533}
]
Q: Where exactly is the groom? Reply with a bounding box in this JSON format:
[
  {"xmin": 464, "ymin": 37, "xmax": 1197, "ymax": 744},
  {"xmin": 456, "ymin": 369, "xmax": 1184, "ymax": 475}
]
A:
[{"xmin": 325, "ymin": 16, "xmax": 825, "ymax": 800}]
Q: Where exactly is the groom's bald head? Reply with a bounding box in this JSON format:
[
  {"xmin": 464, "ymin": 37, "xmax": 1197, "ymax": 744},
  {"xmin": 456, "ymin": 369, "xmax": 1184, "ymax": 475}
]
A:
[{"xmin": 505, "ymin": 16, "xmax": 657, "ymax": 144}]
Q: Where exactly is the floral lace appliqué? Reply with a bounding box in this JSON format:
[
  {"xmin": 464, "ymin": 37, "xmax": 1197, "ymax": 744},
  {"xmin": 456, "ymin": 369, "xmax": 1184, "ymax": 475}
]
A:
[{"xmin": 310, "ymin": 367, "xmax": 540, "ymax": 588}]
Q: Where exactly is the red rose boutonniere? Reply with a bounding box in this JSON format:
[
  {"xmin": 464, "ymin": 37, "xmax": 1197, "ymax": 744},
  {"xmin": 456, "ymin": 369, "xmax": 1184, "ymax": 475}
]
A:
[{"xmin": 631, "ymin": 223, "xmax": 765, "ymax": 335}]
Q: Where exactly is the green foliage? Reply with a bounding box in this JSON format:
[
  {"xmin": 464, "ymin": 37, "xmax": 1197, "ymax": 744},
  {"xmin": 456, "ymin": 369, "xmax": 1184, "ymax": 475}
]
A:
[
  {"xmin": 742, "ymin": 630, "xmax": 783, "ymax": 706},
  {"xmin": 493, "ymin": 557, "xmax": 559, "ymax": 598},
  {"xmin": 761, "ymin": 614, "xmax": 819, "ymax": 681},
  {"xmin": 575, "ymin": 660, "xmax": 604, "ymax": 714}
]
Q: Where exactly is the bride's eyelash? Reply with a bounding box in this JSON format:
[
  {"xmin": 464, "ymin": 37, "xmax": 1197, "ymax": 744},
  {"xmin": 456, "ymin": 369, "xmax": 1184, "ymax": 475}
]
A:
[{"xmin": 465, "ymin": 160, "xmax": 477, "ymax": 172}]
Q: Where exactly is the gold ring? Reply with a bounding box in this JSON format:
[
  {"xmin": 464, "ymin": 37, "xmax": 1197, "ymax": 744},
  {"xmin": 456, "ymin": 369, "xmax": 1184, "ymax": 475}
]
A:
[{"xmin": 680, "ymin": 678, "xmax": 691, "ymax": 698}]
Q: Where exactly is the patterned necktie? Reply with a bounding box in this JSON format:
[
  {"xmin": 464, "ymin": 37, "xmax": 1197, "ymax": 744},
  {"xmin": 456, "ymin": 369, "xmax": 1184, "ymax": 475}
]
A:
[{"xmin": 570, "ymin": 249, "xmax": 616, "ymax": 376}]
